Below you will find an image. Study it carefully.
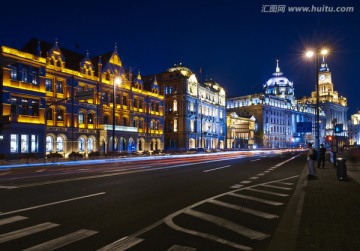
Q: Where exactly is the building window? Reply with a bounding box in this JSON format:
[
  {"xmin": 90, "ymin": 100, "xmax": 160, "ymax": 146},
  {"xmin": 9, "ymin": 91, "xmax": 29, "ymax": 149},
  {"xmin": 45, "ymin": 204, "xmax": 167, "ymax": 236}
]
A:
[
  {"xmin": 56, "ymin": 80, "xmax": 64, "ymax": 93},
  {"xmin": 189, "ymin": 102, "xmax": 194, "ymax": 112},
  {"xmin": 32, "ymin": 100, "xmax": 39, "ymax": 116},
  {"xmin": 31, "ymin": 135, "xmax": 38, "ymax": 152},
  {"xmin": 21, "ymin": 134, "xmax": 29, "ymax": 153},
  {"xmin": 11, "ymin": 97, "xmax": 18, "ymax": 114},
  {"xmin": 21, "ymin": 99, "xmax": 29, "ymax": 115},
  {"xmin": 88, "ymin": 138, "xmax": 94, "ymax": 152},
  {"xmin": 45, "ymin": 79, "xmax": 53, "ymax": 92},
  {"xmin": 79, "ymin": 111, "xmax": 85, "ymax": 124},
  {"xmin": 139, "ymin": 100, "xmax": 143, "ymax": 109},
  {"xmin": 10, "ymin": 134, "xmax": 18, "ymax": 153},
  {"xmin": 139, "ymin": 119, "xmax": 143, "ymax": 129},
  {"xmin": 103, "ymin": 115, "xmax": 109, "ymax": 124},
  {"xmin": 11, "ymin": 66, "xmax": 17, "ymax": 80},
  {"xmin": 32, "ymin": 71, "xmax": 38, "ymax": 85},
  {"xmin": 79, "ymin": 137, "xmax": 85, "ymax": 151},
  {"xmin": 56, "ymin": 136, "xmax": 64, "ymax": 152},
  {"xmin": 46, "ymin": 108, "xmax": 53, "ymax": 120},
  {"xmin": 123, "ymin": 96, "xmax": 127, "ymax": 106},
  {"xmin": 46, "ymin": 136, "xmax": 53, "ymax": 152},
  {"xmin": 56, "ymin": 109, "xmax": 64, "ymax": 121},
  {"xmin": 101, "ymin": 92, "xmax": 109, "ymax": 103},
  {"xmin": 88, "ymin": 113, "xmax": 94, "ymax": 124},
  {"xmin": 22, "ymin": 66, "xmax": 28, "ymax": 82},
  {"xmin": 190, "ymin": 120, "xmax": 194, "ymax": 132}
]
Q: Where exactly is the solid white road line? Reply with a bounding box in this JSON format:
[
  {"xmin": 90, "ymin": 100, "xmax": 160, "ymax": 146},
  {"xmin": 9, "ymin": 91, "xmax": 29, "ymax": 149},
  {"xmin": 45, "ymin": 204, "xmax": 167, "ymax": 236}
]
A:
[
  {"xmin": 228, "ymin": 192, "xmax": 284, "ymax": 206},
  {"xmin": 261, "ymin": 184, "xmax": 293, "ymax": 190},
  {"xmin": 247, "ymin": 188, "xmax": 289, "ymax": 197},
  {"xmin": 0, "ymin": 215, "xmax": 28, "ymax": 226},
  {"xmin": 97, "ymin": 236, "xmax": 144, "ymax": 251},
  {"xmin": 203, "ymin": 165, "xmax": 231, "ymax": 173},
  {"xmin": 208, "ymin": 199, "xmax": 278, "ymax": 219},
  {"xmin": 184, "ymin": 208, "xmax": 269, "ymax": 240},
  {"xmin": 167, "ymin": 244, "xmax": 197, "ymax": 251},
  {"xmin": 23, "ymin": 229, "xmax": 98, "ymax": 251},
  {"xmin": 0, "ymin": 222, "xmax": 59, "ymax": 244},
  {"xmin": 276, "ymin": 181, "xmax": 294, "ymax": 186},
  {"xmin": 0, "ymin": 185, "xmax": 18, "ymax": 189},
  {"xmin": 35, "ymin": 169, "xmax": 46, "ymax": 173},
  {"xmin": 0, "ymin": 192, "xmax": 105, "ymax": 216}
]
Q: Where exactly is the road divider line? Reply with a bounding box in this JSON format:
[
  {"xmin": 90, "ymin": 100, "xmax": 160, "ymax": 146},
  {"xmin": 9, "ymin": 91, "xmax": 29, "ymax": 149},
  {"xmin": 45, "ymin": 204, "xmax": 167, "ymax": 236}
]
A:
[
  {"xmin": 35, "ymin": 169, "xmax": 46, "ymax": 173},
  {"xmin": 208, "ymin": 199, "xmax": 278, "ymax": 219},
  {"xmin": 0, "ymin": 222, "xmax": 59, "ymax": 244},
  {"xmin": 184, "ymin": 208, "xmax": 270, "ymax": 240},
  {"xmin": 0, "ymin": 192, "xmax": 105, "ymax": 216},
  {"xmin": 0, "ymin": 215, "xmax": 28, "ymax": 226},
  {"xmin": 24, "ymin": 229, "xmax": 98, "ymax": 251},
  {"xmin": 228, "ymin": 193, "xmax": 284, "ymax": 206},
  {"xmin": 167, "ymin": 244, "xmax": 197, "ymax": 251},
  {"xmin": 97, "ymin": 236, "xmax": 144, "ymax": 251},
  {"xmin": 0, "ymin": 171, "xmax": 11, "ymax": 176},
  {"xmin": 203, "ymin": 165, "xmax": 231, "ymax": 173},
  {"xmin": 261, "ymin": 184, "xmax": 293, "ymax": 190},
  {"xmin": 247, "ymin": 188, "xmax": 289, "ymax": 197},
  {"xmin": 0, "ymin": 185, "xmax": 18, "ymax": 189}
]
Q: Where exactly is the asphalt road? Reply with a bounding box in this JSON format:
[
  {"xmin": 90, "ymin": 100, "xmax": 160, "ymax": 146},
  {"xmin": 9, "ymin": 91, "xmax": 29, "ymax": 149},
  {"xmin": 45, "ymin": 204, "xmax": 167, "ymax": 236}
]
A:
[{"xmin": 0, "ymin": 150, "xmax": 305, "ymax": 250}]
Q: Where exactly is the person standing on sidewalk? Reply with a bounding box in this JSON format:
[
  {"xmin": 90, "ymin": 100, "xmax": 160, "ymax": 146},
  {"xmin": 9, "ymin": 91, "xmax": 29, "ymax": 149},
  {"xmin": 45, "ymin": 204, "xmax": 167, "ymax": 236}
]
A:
[
  {"xmin": 307, "ymin": 142, "xmax": 316, "ymax": 179},
  {"xmin": 318, "ymin": 143, "xmax": 326, "ymax": 168}
]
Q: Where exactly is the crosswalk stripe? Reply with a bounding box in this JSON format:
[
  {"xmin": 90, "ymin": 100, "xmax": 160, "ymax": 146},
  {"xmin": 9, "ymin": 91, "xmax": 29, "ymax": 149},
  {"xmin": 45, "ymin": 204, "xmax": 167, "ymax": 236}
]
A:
[
  {"xmin": 246, "ymin": 188, "xmax": 289, "ymax": 197},
  {"xmin": 261, "ymin": 184, "xmax": 293, "ymax": 190},
  {"xmin": 240, "ymin": 180, "xmax": 252, "ymax": 184},
  {"xmin": 0, "ymin": 222, "xmax": 59, "ymax": 244},
  {"xmin": 167, "ymin": 244, "xmax": 197, "ymax": 251},
  {"xmin": 228, "ymin": 192, "xmax": 284, "ymax": 206},
  {"xmin": 97, "ymin": 236, "xmax": 144, "ymax": 251},
  {"xmin": 208, "ymin": 199, "xmax": 278, "ymax": 219},
  {"xmin": 230, "ymin": 184, "xmax": 244, "ymax": 189},
  {"xmin": 23, "ymin": 229, "xmax": 98, "ymax": 251},
  {"xmin": 0, "ymin": 215, "xmax": 28, "ymax": 226},
  {"xmin": 184, "ymin": 208, "xmax": 269, "ymax": 240},
  {"xmin": 276, "ymin": 182, "xmax": 294, "ymax": 186}
]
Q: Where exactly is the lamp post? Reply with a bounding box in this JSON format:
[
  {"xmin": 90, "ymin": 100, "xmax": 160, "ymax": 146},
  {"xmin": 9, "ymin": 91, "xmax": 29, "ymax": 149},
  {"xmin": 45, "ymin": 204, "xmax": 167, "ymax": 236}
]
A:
[
  {"xmin": 112, "ymin": 76, "xmax": 122, "ymax": 151},
  {"xmin": 306, "ymin": 48, "xmax": 328, "ymax": 151}
]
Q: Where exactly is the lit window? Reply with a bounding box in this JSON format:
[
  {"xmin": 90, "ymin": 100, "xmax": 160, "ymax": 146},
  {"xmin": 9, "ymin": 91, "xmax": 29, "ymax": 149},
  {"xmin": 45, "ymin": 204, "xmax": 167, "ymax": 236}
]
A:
[
  {"xmin": 56, "ymin": 137, "xmax": 64, "ymax": 152},
  {"xmin": 79, "ymin": 137, "xmax": 85, "ymax": 151},
  {"xmin": 190, "ymin": 120, "xmax": 194, "ymax": 132},
  {"xmin": 21, "ymin": 134, "xmax": 29, "ymax": 153},
  {"xmin": 174, "ymin": 119, "xmax": 178, "ymax": 132},
  {"xmin": 88, "ymin": 138, "xmax": 94, "ymax": 152},
  {"xmin": 32, "ymin": 71, "xmax": 38, "ymax": 85},
  {"xmin": 10, "ymin": 134, "xmax": 18, "ymax": 153},
  {"xmin": 45, "ymin": 79, "xmax": 53, "ymax": 92},
  {"xmin": 56, "ymin": 81, "xmax": 64, "ymax": 93},
  {"xmin": 11, "ymin": 66, "xmax": 17, "ymax": 80},
  {"xmin": 88, "ymin": 113, "xmax": 93, "ymax": 124},
  {"xmin": 46, "ymin": 136, "xmax": 53, "ymax": 152},
  {"xmin": 56, "ymin": 109, "xmax": 64, "ymax": 121},
  {"xmin": 79, "ymin": 111, "xmax": 85, "ymax": 124},
  {"xmin": 31, "ymin": 135, "xmax": 38, "ymax": 152},
  {"xmin": 173, "ymin": 100, "xmax": 177, "ymax": 112}
]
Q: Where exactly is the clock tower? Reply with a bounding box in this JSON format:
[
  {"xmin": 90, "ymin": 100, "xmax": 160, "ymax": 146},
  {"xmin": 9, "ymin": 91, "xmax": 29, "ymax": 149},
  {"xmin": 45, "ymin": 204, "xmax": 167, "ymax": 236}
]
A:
[{"xmin": 318, "ymin": 56, "xmax": 334, "ymax": 98}]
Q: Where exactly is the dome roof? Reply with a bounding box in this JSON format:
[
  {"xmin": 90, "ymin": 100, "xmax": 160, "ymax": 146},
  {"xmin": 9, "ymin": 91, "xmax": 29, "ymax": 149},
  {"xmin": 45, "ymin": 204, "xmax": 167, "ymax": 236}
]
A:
[{"xmin": 265, "ymin": 60, "xmax": 293, "ymax": 88}]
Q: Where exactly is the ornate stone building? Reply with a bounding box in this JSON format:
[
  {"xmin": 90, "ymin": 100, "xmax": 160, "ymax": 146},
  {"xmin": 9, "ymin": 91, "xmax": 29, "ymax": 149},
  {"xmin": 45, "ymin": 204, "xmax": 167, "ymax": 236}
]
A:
[
  {"xmin": 226, "ymin": 112, "xmax": 255, "ymax": 149},
  {"xmin": 227, "ymin": 61, "xmax": 325, "ymax": 148},
  {"xmin": 348, "ymin": 111, "xmax": 360, "ymax": 146},
  {"xmin": 0, "ymin": 39, "xmax": 164, "ymax": 159},
  {"xmin": 144, "ymin": 64, "xmax": 227, "ymax": 151},
  {"xmin": 299, "ymin": 57, "xmax": 348, "ymax": 145}
]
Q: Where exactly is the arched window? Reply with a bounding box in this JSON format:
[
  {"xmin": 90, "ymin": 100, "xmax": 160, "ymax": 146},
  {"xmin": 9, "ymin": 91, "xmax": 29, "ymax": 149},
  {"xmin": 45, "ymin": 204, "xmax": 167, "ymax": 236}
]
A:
[
  {"xmin": 79, "ymin": 137, "xmax": 85, "ymax": 151},
  {"xmin": 56, "ymin": 109, "xmax": 64, "ymax": 121},
  {"xmin": 122, "ymin": 117, "xmax": 127, "ymax": 126},
  {"xmin": 79, "ymin": 111, "xmax": 85, "ymax": 124},
  {"xmin": 103, "ymin": 115, "xmax": 109, "ymax": 124},
  {"xmin": 56, "ymin": 136, "xmax": 64, "ymax": 152},
  {"xmin": 88, "ymin": 138, "xmax": 94, "ymax": 152},
  {"xmin": 46, "ymin": 136, "xmax": 54, "ymax": 152},
  {"xmin": 88, "ymin": 113, "xmax": 94, "ymax": 124}
]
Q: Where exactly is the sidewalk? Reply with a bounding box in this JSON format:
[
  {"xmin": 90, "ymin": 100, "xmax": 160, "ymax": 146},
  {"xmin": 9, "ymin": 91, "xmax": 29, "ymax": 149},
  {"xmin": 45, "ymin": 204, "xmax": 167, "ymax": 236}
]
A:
[{"xmin": 295, "ymin": 159, "xmax": 360, "ymax": 250}]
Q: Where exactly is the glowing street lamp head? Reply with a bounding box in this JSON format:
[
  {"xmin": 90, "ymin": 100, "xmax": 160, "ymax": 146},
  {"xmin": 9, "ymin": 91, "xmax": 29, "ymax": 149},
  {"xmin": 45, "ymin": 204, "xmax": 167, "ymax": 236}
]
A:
[
  {"xmin": 320, "ymin": 49, "xmax": 328, "ymax": 55},
  {"xmin": 114, "ymin": 77, "xmax": 122, "ymax": 85},
  {"xmin": 306, "ymin": 50, "xmax": 315, "ymax": 58}
]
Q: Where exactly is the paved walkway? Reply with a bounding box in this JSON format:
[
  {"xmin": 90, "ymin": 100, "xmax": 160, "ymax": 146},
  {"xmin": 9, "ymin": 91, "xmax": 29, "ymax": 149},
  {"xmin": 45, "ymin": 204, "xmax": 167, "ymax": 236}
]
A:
[{"xmin": 296, "ymin": 159, "xmax": 360, "ymax": 250}]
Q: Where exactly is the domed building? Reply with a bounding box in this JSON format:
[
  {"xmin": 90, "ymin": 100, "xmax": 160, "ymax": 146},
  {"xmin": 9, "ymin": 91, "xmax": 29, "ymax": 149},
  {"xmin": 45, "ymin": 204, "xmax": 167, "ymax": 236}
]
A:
[{"xmin": 227, "ymin": 60, "xmax": 325, "ymax": 148}]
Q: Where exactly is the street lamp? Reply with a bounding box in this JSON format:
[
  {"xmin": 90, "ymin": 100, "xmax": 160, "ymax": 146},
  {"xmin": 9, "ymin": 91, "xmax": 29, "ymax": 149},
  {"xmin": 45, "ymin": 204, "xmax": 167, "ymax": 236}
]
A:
[
  {"xmin": 306, "ymin": 48, "xmax": 328, "ymax": 152},
  {"xmin": 112, "ymin": 76, "xmax": 122, "ymax": 151}
]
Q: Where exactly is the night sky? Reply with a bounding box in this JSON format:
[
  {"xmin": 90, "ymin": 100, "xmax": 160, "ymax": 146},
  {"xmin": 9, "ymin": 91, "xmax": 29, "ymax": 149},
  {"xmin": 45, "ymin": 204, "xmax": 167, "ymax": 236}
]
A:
[{"xmin": 1, "ymin": 0, "xmax": 360, "ymax": 116}]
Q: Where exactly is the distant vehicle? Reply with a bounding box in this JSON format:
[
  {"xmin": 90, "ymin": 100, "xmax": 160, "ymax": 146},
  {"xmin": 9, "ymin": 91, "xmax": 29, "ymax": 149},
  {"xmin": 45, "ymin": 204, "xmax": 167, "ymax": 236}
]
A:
[{"xmin": 186, "ymin": 148, "xmax": 206, "ymax": 154}]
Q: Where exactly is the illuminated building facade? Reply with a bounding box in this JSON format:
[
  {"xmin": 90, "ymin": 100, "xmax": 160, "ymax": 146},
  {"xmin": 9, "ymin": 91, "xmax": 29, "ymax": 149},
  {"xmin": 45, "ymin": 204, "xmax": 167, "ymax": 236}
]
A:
[
  {"xmin": 300, "ymin": 57, "xmax": 348, "ymax": 145},
  {"xmin": 227, "ymin": 61, "xmax": 326, "ymax": 148},
  {"xmin": 0, "ymin": 39, "xmax": 164, "ymax": 159},
  {"xmin": 348, "ymin": 111, "xmax": 360, "ymax": 145},
  {"xmin": 226, "ymin": 112, "xmax": 255, "ymax": 149},
  {"xmin": 143, "ymin": 65, "xmax": 227, "ymax": 151}
]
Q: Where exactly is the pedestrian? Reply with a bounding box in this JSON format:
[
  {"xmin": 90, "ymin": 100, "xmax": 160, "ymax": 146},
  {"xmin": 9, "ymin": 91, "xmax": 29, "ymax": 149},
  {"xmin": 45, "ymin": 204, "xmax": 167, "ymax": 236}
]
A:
[
  {"xmin": 306, "ymin": 142, "xmax": 316, "ymax": 179},
  {"xmin": 318, "ymin": 143, "xmax": 326, "ymax": 168}
]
